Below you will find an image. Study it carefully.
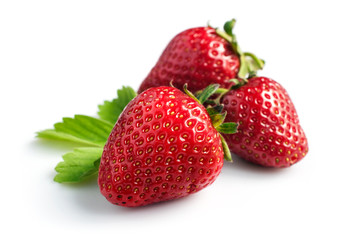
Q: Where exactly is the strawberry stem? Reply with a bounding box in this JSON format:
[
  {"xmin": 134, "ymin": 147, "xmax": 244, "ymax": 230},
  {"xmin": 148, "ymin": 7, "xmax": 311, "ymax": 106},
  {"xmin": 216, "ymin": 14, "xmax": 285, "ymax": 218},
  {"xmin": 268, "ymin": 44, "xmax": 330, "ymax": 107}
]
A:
[
  {"xmin": 215, "ymin": 19, "xmax": 265, "ymax": 79},
  {"xmin": 244, "ymin": 52, "xmax": 265, "ymax": 70}
]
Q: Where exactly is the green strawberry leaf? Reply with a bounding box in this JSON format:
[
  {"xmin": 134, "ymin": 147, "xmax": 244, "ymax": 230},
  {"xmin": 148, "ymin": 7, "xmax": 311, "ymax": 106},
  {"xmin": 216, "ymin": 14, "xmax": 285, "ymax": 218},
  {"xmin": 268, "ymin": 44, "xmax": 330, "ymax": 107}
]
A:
[
  {"xmin": 206, "ymin": 105, "xmax": 223, "ymax": 116},
  {"xmin": 244, "ymin": 52, "xmax": 265, "ymax": 71},
  {"xmin": 36, "ymin": 87, "xmax": 138, "ymax": 184},
  {"xmin": 223, "ymin": 19, "xmax": 236, "ymax": 37},
  {"xmin": 209, "ymin": 112, "xmax": 227, "ymax": 128},
  {"xmin": 219, "ymin": 134, "xmax": 233, "ymax": 162},
  {"xmin": 37, "ymin": 115, "xmax": 114, "ymax": 147},
  {"xmin": 216, "ymin": 122, "xmax": 238, "ymax": 134},
  {"xmin": 183, "ymin": 84, "xmax": 201, "ymax": 104},
  {"xmin": 196, "ymin": 84, "xmax": 219, "ymax": 104},
  {"xmin": 97, "ymin": 86, "xmax": 136, "ymax": 124},
  {"xmin": 54, "ymin": 147, "xmax": 103, "ymax": 183},
  {"xmin": 37, "ymin": 129, "xmax": 101, "ymax": 147},
  {"xmin": 215, "ymin": 19, "xmax": 265, "ymax": 79}
]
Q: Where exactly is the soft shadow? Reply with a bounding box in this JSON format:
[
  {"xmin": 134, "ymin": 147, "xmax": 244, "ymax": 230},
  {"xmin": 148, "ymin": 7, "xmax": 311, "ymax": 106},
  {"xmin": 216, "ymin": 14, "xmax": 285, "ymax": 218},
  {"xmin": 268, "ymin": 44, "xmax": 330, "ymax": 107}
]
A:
[
  {"xmin": 32, "ymin": 137, "xmax": 288, "ymax": 216},
  {"xmin": 30, "ymin": 138, "xmax": 195, "ymax": 217},
  {"xmin": 222, "ymin": 153, "xmax": 287, "ymax": 178},
  {"xmin": 117, "ymin": 194, "xmax": 197, "ymax": 213},
  {"xmin": 59, "ymin": 176, "xmax": 197, "ymax": 217}
]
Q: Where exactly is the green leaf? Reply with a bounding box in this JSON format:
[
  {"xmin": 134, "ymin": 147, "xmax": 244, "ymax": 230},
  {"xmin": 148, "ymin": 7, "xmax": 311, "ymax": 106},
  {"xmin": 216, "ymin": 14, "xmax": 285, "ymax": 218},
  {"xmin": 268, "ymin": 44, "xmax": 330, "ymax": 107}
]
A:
[
  {"xmin": 37, "ymin": 129, "xmax": 101, "ymax": 147},
  {"xmin": 196, "ymin": 84, "xmax": 219, "ymax": 104},
  {"xmin": 36, "ymin": 86, "xmax": 139, "ymax": 184},
  {"xmin": 219, "ymin": 134, "xmax": 233, "ymax": 162},
  {"xmin": 216, "ymin": 122, "xmax": 238, "ymax": 134},
  {"xmin": 183, "ymin": 84, "xmax": 201, "ymax": 104},
  {"xmin": 54, "ymin": 147, "xmax": 103, "ymax": 183},
  {"xmin": 223, "ymin": 19, "xmax": 236, "ymax": 37},
  {"xmin": 36, "ymin": 115, "xmax": 114, "ymax": 147},
  {"xmin": 206, "ymin": 105, "xmax": 223, "ymax": 116},
  {"xmin": 210, "ymin": 112, "xmax": 227, "ymax": 128},
  {"xmin": 244, "ymin": 52, "xmax": 265, "ymax": 71},
  {"xmin": 238, "ymin": 54, "xmax": 249, "ymax": 78},
  {"xmin": 97, "ymin": 86, "xmax": 136, "ymax": 124},
  {"xmin": 203, "ymin": 99, "xmax": 216, "ymax": 106}
]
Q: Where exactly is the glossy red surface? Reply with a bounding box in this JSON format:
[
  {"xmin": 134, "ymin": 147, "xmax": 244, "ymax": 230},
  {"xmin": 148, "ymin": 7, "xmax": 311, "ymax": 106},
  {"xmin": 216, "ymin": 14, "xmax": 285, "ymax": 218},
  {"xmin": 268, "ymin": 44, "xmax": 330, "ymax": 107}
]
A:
[
  {"xmin": 138, "ymin": 27, "xmax": 239, "ymax": 93},
  {"xmin": 99, "ymin": 86, "xmax": 224, "ymax": 207},
  {"xmin": 222, "ymin": 77, "xmax": 308, "ymax": 167}
]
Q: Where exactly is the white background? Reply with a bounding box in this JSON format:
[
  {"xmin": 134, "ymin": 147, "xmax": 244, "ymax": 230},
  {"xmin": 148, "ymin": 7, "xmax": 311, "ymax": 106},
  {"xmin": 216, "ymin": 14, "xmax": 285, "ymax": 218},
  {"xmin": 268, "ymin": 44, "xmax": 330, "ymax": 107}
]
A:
[{"xmin": 1, "ymin": 0, "xmax": 360, "ymax": 239}]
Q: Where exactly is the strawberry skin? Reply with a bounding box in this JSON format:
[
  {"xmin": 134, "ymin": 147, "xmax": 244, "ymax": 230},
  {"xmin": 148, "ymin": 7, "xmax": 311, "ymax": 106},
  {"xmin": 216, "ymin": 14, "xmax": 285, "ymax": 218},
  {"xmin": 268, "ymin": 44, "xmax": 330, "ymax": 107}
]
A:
[
  {"xmin": 98, "ymin": 86, "xmax": 224, "ymax": 207},
  {"xmin": 138, "ymin": 27, "xmax": 240, "ymax": 93},
  {"xmin": 222, "ymin": 77, "xmax": 308, "ymax": 167}
]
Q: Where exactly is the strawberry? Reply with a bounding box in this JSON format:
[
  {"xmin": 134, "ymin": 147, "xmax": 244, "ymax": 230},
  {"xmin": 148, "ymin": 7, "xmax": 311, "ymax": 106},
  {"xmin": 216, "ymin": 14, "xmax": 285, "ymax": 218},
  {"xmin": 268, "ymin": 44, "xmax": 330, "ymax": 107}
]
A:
[
  {"xmin": 138, "ymin": 19, "xmax": 264, "ymax": 94},
  {"xmin": 221, "ymin": 77, "xmax": 308, "ymax": 167},
  {"xmin": 98, "ymin": 85, "xmax": 237, "ymax": 207}
]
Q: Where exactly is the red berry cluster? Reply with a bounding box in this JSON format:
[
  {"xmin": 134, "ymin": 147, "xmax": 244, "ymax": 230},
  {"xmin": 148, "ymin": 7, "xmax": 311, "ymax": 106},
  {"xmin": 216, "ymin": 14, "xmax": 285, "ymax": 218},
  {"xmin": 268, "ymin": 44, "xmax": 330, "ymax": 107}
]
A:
[{"xmin": 98, "ymin": 19, "xmax": 308, "ymax": 207}]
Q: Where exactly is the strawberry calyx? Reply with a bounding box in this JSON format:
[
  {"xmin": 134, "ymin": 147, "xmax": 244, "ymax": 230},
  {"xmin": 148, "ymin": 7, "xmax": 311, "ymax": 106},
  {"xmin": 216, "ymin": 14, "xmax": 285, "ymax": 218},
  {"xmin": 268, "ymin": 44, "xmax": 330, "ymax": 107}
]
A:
[
  {"xmin": 184, "ymin": 84, "xmax": 238, "ymax": 162},
  {"xmin": 214, "ymin": 19, "xmax": 265, "ymax": 79},
  {"xmin": 211, "ymin": 75, "xmax": 256, "ymax": 100},
  {"xmin": 228, "ymin": 71, "xmax": 261, "ymax": 91}
]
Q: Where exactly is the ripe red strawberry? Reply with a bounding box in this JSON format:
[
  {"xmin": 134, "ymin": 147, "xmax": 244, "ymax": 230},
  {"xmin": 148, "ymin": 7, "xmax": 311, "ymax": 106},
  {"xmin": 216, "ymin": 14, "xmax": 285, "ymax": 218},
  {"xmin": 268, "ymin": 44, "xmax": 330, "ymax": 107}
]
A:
[
  {"xmin": 98, "ymin": 85, "xmax": 236, "ymax": 207},
  {"xmin": 222, "ymin": 77, "xmax": 308, "ymax": 167},
  {"xmin": 138, "ymin": 19, "xmax": 263, "ymax": 93}
]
